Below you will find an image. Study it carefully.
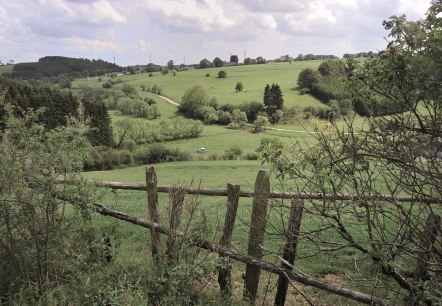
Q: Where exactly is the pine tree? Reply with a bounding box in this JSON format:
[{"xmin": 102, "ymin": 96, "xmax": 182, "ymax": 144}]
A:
[{"xmin": 263, "ymin": 83, "xmax": 283, "ymax": 123}]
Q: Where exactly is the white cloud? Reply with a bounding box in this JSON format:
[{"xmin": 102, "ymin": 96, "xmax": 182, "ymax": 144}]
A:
[{"xmin": 147, "ymin": 0, "xmax": 234, "ymax": 32}]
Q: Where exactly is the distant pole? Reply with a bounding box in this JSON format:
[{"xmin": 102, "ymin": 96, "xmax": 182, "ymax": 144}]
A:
[
  {"xmin": 113, "ymin": 56, "xmax": 115, "ymax": 64},
  {"xmin": 183, "ymin": 54, "xmax": 186, "ymax": 65},
  {"xmin": 149, "ymin": 52, "xmax": 152, "ymax": 63}
]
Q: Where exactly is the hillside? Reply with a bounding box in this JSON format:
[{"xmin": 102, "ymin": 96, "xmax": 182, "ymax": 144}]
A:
[
  {"xmin": 7, "ymin": 56, "xmax": 123, "ymax": 80},
  {"xmin": 72, "ymin": 61, "xmax": 325, "ymax": 109}
]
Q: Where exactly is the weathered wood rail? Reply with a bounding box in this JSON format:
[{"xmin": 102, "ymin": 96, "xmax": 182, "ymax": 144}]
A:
[{"xmin": 59, "ymin": 167, "xmax": 440, "ymax": 305}]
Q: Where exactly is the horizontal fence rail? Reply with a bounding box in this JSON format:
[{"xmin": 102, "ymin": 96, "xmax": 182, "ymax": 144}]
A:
[{"xmin": 60, "ymin": 179, "xmax": 441, "ymax": 204}]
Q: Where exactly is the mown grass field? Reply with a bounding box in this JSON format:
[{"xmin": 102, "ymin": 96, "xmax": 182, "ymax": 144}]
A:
[{"xmin": 72, "ymin": 61, "xmax": 325, "ymax": 108}]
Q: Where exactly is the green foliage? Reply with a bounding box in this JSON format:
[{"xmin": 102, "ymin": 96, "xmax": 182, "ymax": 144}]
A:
[
  {"xmin": 179, "ymin": 85, "xmax": 209, "ymax": 117},
  {"xmin": 263, "ymin": 83, "xmax": 284, "ymax": 123},
  {"xmin": 297, "ymin": 68, "xmax": 321, "ymax": 89},
  {"xmin": 0, "ymin": 100, "xmax": 99, "ymax": 299},
  {"xmin": 8, "ymin": 56, "xmax": 123, "ymax": 80},
  {"xmin": 223, "ymin": 145, "xmax": 242, "ymax": 160},
  {"xmin": 197, "ymin": 58, "xmax": 213, "ymax": 69},
  {"xmin": 217, "ymin": 70, "xmax": 227, "ymax": 78},
  {"xmin": 113, "ymin": 117, "xmax": 203, "ymax": 148},
  {"xmin": 318, "ymin": 59, "xmax": 346, "ymax": 77},
  {"xmin": 235, "ymin": 81, "xmax": 243, "ymax": 92},
  {"xmin": 213, "ymin": 57, "xmax": 224, "ymax": 67},
  {"xmin": 256, "ymin": 137, "xmax": 284, "ymax": 153},
  {"xmin": 167, "ymin": 60, "xmax": 174, "ymax": 70},
  {"xmin": 253, "ymin": 115, "xmax": 269, "ymax": 132},
  {"xmin": 121, "ymin": 83, "xmax": 137, "ymax": 97}
]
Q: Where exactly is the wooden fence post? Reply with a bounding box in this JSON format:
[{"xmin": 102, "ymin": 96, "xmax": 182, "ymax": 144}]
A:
[
  {"xmin": 146, "ymin": 166, "xmax": 161, "ymax": 259},
  {"xmin": 274, "ymin": 199, "xmax": 304, "ymax": 306},
  {"xmin": 218, "ymin": 183, "xmax": 240, "ymax": 296},
  {"xmin": 166, "ymin": 186, "xmax": 186, "ymax": 261},
  {"xmin": 243, "ymin": 169, "xmax": 270, "ymax": 302}
]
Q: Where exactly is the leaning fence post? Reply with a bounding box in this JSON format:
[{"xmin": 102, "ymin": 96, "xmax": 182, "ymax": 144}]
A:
[
  {"xmin": 166, "ymin": 186, "xmax": 186, "ymax": 262},
  {"xmin": 243, "ymin": 169, "xmax": 270, "ymax": 302},
  {"xmin": 218, "ymin": 183, "xmax": 240, "ymax": 296},
  {"xmin": 274, "ymin": 199, "xmax": 304, "ymax": 306},
  {"xmin": 146, "ymin": 166, "xmax": 161, "ymax": 259}
]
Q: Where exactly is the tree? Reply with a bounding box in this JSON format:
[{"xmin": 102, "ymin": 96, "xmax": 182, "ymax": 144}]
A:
[
  {"xmin": 213, "ymin": 57, "xmax": 224, "ymax": 67},
  {"xmin": 197, "ymin": 58, "xmax": 213, "ymax": 69},
  {"xmin": 218, "ymin": 70, "xmax": 227, "ymax": 78},
  {"xmin": 178, "ymin": 85, "xmax": 209, "ymax": 117},
  {"xmin": 167, "ymin": 59, "xmax": 174, "ymax": 70},
  {"xmin": 297, "ymin": 68, "xmax": 321, "ymax": 89},
  {"xmin": 271, "ymin": 3, "xmax": 442, "ymax": 304},
  {"xmin": 318, "ymin": 59, "xmax": 346, "ymax": 77},
  {"xmin": 256, "ymin": 56, "xmax": 266, "ymax": 64},
  {"xmin": 0, "ymin": 99, "xmax": 99, "ymax": 298},
  {"xmin": 230, "ymin": 55, "xmax": 239, "ymax": 64},
  {"xmin": 235, "ymin": 82, "xmax": 243, "ymax": 92},
  {"xmin": 263, "ymin": 84, "xmax": 284, "ymax": 123}
]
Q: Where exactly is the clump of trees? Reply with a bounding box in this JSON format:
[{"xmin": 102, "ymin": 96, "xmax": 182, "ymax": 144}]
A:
[
  {"xmin": 0, "ymin": 99, "xmax": 101, "ymax": 300},
  {"xmin": 297, "ymin": 59, "xmax": 354, "ymax": 119},
  {"xmin": 0, "ymin": 76, "xmax": 113, "ymax": 147},
  {"xmin": 7, "ymin": 56, "xmax": 123, "ymax": 80}
]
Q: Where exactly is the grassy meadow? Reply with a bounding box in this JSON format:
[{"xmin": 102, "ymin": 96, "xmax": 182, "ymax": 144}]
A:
[
  {"xmin": 78, "ymin": 61, "xmax": 381, "ymax": 304},
  {"xmin": 72, "ymin": 61, "xmax": 325, "ymax": 108},
  {"xmin": 0, "ymin": 64, "xmax": 14, "ymax": 74}
]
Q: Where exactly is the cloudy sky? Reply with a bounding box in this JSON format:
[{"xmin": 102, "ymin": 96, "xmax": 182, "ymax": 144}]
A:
[{"xmin": 0, "ymin": 0, "xmax": 431, "ymax": 66}]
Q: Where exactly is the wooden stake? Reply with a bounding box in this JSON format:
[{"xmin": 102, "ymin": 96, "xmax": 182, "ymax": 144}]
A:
[
  {"xmin": 244, "ymin": 169, "xmax": 270, "ymax": 302},
  {"xmin": 274, "ymin": 199, "xmax": 304, "ymax": 306},
  {"xmin": 146, "ymin": 166, "xmax": 160, "ymax": 259},
  {"xmin": 218, "ymin": 183, "xmax": 240, "ymax": 296}
]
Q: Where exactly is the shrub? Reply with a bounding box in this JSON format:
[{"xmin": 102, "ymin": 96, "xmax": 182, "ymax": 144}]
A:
[
  {"xmin": 244, "ymin": 152, "xmax": 259, "ymax": 160},
  {"xmin": 133, "ymin": 144, "xmax": 192, "ymax": 164},
  {"xmin": 217, "ymin": 70, "xmax": 227, "ymax": 78},
  {"xmin": 205, "ymin": 73, "xmax": 210, "ymax": 77},
  {"xmin": 223, "ymin": 145, "xmax": 242, "ymax": 160}
]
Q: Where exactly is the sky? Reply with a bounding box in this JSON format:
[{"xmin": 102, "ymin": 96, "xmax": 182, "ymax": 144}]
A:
[{"xmin": 0, "ymin": 0, "xmax": 432, "ymax": 67}]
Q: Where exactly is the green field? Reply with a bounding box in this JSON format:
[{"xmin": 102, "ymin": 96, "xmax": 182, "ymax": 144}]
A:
[
  {"xmin": 72, "ymin": 61, "xmax": 325, "ymax": 108},
  {"xmin": 0, "ymin": 64, "xmax": 13, "ymax": 74}
]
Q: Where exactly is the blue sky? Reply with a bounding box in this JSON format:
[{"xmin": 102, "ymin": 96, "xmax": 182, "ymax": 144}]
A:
[{"xmin": 0, "ymin": 0, "xmax": 431, "ymax": 66}]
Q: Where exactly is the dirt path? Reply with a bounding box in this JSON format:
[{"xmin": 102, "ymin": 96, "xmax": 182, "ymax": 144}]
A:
[{"xmin": 150, "ymin": 93, "xmax": 180, "ymax": 106}]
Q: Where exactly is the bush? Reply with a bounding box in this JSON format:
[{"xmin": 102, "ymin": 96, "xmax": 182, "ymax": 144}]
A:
[
  {"xmin": 244, "ymin": 152, "xmax": 259, "ymax": 160},
  {"xmin": 205, "ymin": 73, "xmax": 210, "ymax": 77},
  {"xmin": 133, "ymin": 144, "xmax": 192, "ymax": 164},
  {"xmin": 85, "ymin": 147, "xmax": 134, "ymax": 170},
  {"xmin": 223, "ymin": 145, "xmax": 242, "ymax": 160},
  {"xmin": 217, "ymin": 70, "xmax": 227, "ymax": 78}
]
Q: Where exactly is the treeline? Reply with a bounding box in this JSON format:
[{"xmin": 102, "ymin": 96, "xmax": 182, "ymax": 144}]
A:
[
  {"xmin": 6, "ymin": 56, "xmax": 123, "ymax": 80},
  {"xmin": 0, "ymin": 76, "xmax": 113, "ymax": 146}
]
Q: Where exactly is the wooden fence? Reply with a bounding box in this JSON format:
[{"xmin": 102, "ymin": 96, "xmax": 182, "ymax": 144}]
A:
[{"xmin": 74, "ymin": 166, "xmax": 440, "ymax": 306}]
